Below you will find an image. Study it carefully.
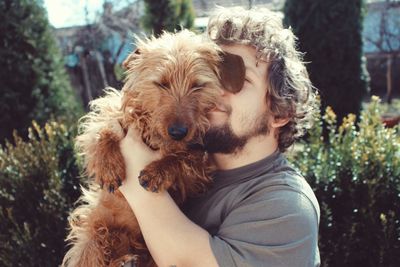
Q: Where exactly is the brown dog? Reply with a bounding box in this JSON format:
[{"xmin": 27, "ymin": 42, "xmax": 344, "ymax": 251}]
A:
[{"xmin": 62, "ymin": 30, "xmax": 245, "ymax": 267}]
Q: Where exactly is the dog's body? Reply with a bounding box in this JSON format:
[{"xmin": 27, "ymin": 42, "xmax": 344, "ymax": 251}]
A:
[{"xmin": 62, "ymin": 30, "xmax": 224, "ymax": 267}]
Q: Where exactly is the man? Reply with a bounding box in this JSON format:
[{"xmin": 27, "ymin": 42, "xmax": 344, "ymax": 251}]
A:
[{"xmin": 119, "ymin": 6, "xmax": 320, "ymax": 267}]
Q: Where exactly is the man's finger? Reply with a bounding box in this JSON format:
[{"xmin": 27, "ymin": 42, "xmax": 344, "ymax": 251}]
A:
[{"xmin": 125, "ymin": 126, "xmax": 142, "ymax": 142}]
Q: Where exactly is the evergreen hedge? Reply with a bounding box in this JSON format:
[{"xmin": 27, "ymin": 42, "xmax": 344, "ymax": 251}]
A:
[
  {"xmin": 0, "ymin": 0, "xmax": 82, "ymax": 143},
  {"xmin": 0, "ymin": 121, "xmax": 81, "ymax": 266},
  {"xmin": 284, "ymin": 0, "xmax": 369, "ymax": 124},
  {"xmin": 290, "ymin": 96, "xmax": 400, "ymax": 267}
]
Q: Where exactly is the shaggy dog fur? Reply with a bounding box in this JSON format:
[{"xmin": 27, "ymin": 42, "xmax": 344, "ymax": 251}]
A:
[{"xmin": 61, "ymin": 30, "xmax": 244, "ymax": 267}]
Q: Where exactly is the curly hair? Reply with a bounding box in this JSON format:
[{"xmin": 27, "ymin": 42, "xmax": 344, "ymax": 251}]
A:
[{"xmin": 207, "ymin": 6, "xmax": 318, "ymax": 151}]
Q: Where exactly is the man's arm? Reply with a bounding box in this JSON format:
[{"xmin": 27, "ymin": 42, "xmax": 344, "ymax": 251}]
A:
[{"xmin": 119, "ymin": 128, "xmax": 219, "ymax": 267}]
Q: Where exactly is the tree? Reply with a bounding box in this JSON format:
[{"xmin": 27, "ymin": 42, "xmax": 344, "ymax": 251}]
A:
[
  {"xmin": 142, "ymin": 0, "xmax": 195, "ymax": 36},
  {"xmin": 284, "ymin": 0, "xmax": 369, "ymax": 124},
  {"xmin": 0, "ymin": 0, "xmax": 83, "ymax": 142}
]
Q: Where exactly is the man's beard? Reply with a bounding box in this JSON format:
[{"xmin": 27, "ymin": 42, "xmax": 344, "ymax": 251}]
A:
[{"xmin": 204, "ymin": 112, "xmax": 270, "ymax": 154}]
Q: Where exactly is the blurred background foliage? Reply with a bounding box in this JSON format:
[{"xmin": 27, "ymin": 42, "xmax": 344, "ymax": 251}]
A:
[
  {"xmin": 0, "ymin": 0, "xmax": 399, "ymax": 266},
  {"xmin": 0, "ymin": 121, "xmax": 81, "ymax": 266},
  {"xmin": 289, "ymin": 96, "xmax": 400, "ymax": 266}
]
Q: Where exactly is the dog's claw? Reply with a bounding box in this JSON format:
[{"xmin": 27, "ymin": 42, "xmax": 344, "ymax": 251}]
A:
[
  {"xmin": 100, "ymin": 181, "xmax": 104, "ymax": 189},
  {"xmin": 139, "ymin": 170, "xmax": 149, "ymax": 189},
  {"xmin": 117, "ymin": 177, "xmax": 122, "ymax": 186},
  {"xmin": 138, "ymin": 169, "xmax": 161, "ymax": 192},
  {"xmin": 151, "ymin": 187, "xmax": 159, "ymax": 193},
  {"xmin": 109, "ymin": 185, "xmax": 115, "ymax": 193},
  {"xmin": 139, "ymin": 180, "xmax": 148, "ymax": 189}
]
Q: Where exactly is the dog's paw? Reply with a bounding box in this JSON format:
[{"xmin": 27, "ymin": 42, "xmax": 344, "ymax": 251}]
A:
[
  {"xmin": 100, "ymin": 176, "xmax": 123, "ymax": 193},
  {"xmin": 138, "ymin": 168, "xmax": 172, "ymax": 193},
  {"xmin": 138, "ymin": 156, "xmax": 178, "ymax": 193},
  {"xmin": 138, "ymin": 170, "xmax": 158, "ymax": 192}
]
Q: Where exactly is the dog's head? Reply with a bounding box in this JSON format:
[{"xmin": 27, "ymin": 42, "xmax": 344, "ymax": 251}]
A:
[{"xmin": 121, "ymin": 30, "xmax": 244, "ymax": 151}]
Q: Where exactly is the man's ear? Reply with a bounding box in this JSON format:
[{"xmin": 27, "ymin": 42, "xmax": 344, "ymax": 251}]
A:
[
  {"xmin": 219, "ymin": 51, "xmax": 246, "ymax": 93},
  {"xmin": 122, "ymin": 48, "xmax": 140, "ymax": 70},
  {"xmin": 271, "ymin": 117, "xmax": 290, "ymax": 128}
]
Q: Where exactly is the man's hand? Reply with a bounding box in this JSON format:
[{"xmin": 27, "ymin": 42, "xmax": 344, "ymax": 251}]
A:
[
  {"xmin": 119, "ymin": 126, "xmax": 161, "ymax": 192},
  {"xmin": 118, "ymin": 127, "xmax": 218, "ymax": 267}
]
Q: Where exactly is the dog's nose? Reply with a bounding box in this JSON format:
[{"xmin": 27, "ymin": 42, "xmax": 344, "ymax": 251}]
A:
[{"xmin": 168, "ymin": 125, "xmax": 188, "ymax": 140}]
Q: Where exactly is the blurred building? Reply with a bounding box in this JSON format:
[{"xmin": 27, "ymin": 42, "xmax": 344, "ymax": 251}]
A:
[
  {"xmin": 53, "ymin": 2, "xmax": 143, "ymax": 106},
  {"xmin": 53, "ymin": 0, "xmax": 399, "ymax": 106},
  {"xmin": 363, "ymin": 0, "xmax": 400, "ymax": 101}
]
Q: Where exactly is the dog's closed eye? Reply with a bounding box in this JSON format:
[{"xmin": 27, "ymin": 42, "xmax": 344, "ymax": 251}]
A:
[
  {"xmin": 191, "ymin": 82, "xmax": 205, "ymax": 92},
  {"xmin": 153, "ymin": 81, "xmax": 169, "ymax": 90}
]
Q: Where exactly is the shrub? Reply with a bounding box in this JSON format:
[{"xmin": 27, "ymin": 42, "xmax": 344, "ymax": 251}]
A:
[
  {"xmin": 289, "ymin": 96, "xmax": 400, "ymax": 267},
  {"xmin": 0, "ymin": 121, "xmax": 82, "ymax": 267}
]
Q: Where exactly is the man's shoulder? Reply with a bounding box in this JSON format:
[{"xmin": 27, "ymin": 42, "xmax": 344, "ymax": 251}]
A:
[
  {"xmin": 244, "ymin": 156, "xmax": 308, "ymax": 195},
  {"xmin": 241, "ymin": 164, "xmax": 320, "ymax": 224}
]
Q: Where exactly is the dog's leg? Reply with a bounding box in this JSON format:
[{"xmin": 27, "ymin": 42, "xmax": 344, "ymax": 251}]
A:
[
  {"xmin": 67, "ymin": 226, "xmax": 138, "ymax": 267},
  {"xmin": 63, "ymin": 192, "xmax": 147, "ymax": 267},
  {"xmin": 89, "ymin": 119, "xmax": 126, "ymax": 193},
  {"xmin": 138, "ymin": 150, "xmax": 211, "ymax": 199}
]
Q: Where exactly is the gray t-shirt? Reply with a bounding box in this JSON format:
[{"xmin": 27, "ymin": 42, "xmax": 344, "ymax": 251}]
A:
[{"xmin": 182, "ymin": 151, "xmax": 320, "ymax": 267}]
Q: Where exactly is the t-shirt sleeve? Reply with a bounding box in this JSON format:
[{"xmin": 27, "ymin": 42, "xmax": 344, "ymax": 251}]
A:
[{"xmin": 208, "ymin": 186, "xmax": 320, "ymax": 267}]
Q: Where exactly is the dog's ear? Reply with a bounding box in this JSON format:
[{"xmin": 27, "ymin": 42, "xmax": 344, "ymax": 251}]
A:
[
  {"xmin": 122, "ymin": 48, "xmax": 140, "ymax": 70},
  {"xmin": 219, "ymin": 51, "xmax": 245, "ymax": 94}
]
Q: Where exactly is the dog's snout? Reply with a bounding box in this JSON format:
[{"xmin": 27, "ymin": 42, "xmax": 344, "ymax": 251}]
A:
[{"xmin": 168, "ymin": 125, "xmax": 188, "ymax": 140}]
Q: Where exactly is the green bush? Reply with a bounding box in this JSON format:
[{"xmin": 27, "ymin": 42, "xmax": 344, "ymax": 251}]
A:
[
  {"xmin": 0, "ymin": 0, "xmax": 83, "ymax": 143},
  {"xmin": 289, "ymin": 96, "xmax": 400, "ymax": 267},
  {"xmin": 0, "ymin": 121, "xmax": 82, "ymax": 267}
]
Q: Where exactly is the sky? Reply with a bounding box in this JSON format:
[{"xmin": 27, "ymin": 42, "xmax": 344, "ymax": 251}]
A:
[
  {"xmin": 43, "ymin": 0, "xmax": 398, "ymax": 29},
  {"xmin": 44, "ymin": 0, "xmax": 105, "ymax": 28}
]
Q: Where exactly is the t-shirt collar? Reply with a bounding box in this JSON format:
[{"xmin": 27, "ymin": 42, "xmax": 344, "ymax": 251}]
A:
[{"xmin": 211, "ymin": 150, "xmax": 283, "ymax": 190}]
